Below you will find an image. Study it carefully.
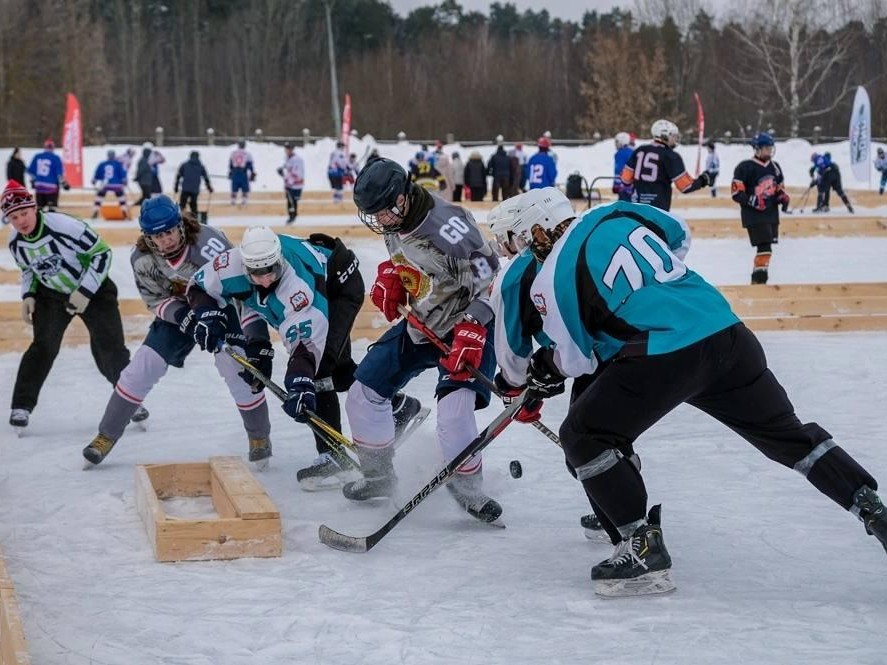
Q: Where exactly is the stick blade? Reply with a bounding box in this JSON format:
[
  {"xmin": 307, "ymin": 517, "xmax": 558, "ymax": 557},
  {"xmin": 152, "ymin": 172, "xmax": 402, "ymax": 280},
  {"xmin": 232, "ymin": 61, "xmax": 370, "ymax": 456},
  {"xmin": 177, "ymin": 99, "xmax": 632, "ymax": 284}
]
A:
[{"xmin": 318, "ymin": 524, "xmax": 370, "ymax": 553}]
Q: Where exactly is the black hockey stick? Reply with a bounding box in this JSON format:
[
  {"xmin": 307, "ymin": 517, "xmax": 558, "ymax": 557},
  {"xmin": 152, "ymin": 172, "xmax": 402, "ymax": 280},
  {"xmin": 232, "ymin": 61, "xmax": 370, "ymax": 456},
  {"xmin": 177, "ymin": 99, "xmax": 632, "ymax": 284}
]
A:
[
  {"xmin": 318, "ymin": 391, "xmax": 528, "ymax": 553},
  {"xmin": 397, "ymin": 304, "xmax": 562, "ymax": 448},
  {"xmin": 791, "ymin": 185, "xmax": 814, "ymax": 214},
  {"xmin": 222, "ymin": 344, "xmax": 360, "ymax": 471}
]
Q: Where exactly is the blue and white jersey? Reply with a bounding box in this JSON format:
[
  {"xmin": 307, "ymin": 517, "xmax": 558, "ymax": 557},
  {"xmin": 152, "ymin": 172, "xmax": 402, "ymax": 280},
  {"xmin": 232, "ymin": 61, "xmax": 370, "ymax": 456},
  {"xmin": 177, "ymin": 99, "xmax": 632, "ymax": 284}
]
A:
[
  {"xmin": 229, "ymin": 148, "xmax": 255, "ymax": 177},
  {"xmin": 526, "ymin": 151, "xmax": 557, "ymax": 189},
  {"xmin": 490, "ymin": 251, "xmax": 551, "ymax": 387},
  {"xmin": 93, "ymin": 159, "xmax": 128, "ymax": 188},
  {"xmin": 614, "ymin": 145, "xmax": 633, "ymax": 178},
  {"xmin": 191, "ymin": 235, "xmax": 330, "ymax": 367},
  {"xmin": 530, "ymin": 201, "xmax": 737, "ymax": 375},
  {"xmin": 27, "ymin": 151, "xmax": 65, "ymax": 193}
]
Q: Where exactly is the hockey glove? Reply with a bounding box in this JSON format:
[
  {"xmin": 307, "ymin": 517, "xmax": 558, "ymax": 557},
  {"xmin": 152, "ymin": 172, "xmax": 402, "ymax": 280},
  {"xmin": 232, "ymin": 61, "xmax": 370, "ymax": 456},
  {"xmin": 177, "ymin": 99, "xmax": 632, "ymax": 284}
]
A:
[
  {"xmin": 777, "ymin": 190, "xmax": 791, "ymax": 211},
  {"xmin": 192, "ymin": 306, "xmax": 228, "ymax": 352},
  {"xmin": 176, "ymin": 308, "xmax": 198, "ymax": 338},
  {"xmin": 277, "ymin": 167, "xmax": 284, "ymax": 176},
  {"xmin": 61, "ymin": 180, "xmax": 71, "ymax": 191},
  {"xmin": 370, "ymin": 260, "xmax": 407, "ymax": 322},
  {"xmin": 493, "ymin": 372, "xmax": 543, "ymax": 424},
  {"xmin": 283, "ymin": 375, "xmax": 315, "ymax": 423},
  {"xmin": 526, "ymin": 347, "xmax": 566, "ymax": 400},
  {"xmin": 239, "ymin": 339, "xmax": 274, "ymax": 393},
  {"xmin": 21, "ymin": 296, "xmax": 35, "ymax": 325},
  {"xmin": 66, "ymin": 291, "xmax": 90, "ymax": 315},
  {"xmin": 440, "ymin": 319, "xmax": 487, "ymax": 381}
]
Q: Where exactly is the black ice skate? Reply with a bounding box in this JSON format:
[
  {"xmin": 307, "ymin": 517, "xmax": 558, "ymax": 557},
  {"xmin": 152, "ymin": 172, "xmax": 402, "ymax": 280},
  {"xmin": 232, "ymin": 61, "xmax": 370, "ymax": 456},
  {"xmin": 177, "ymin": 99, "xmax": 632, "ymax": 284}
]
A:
[
  {"xmin": 853, "ymin": 485, "xmax": 887, "ymax": 555},
  {"xmin": 9, "ymin": 408, "xmax": 29, "ymax": 436},
  {"xmin": 130, "ymin": 405, "xmax": 150, "ymax": 430},
  {"xmin": 581, "ymin": 513, "xmax": 609, "ymax": 542},
  {"xmin": 248, "ymin": 437, "xmax": 272, "ymax": 471},
  {"xmin": 592, "ymin": 505, "xmax": 675, "ymax": 597},
  {"xmin": 342, "ymin": 473, "xmax": 397, "ymax": 501},
  {"xmin": 392, "ymin": 393, "xmax": 430, "ymax": 444},
  {"xmin": 297, "ymin": 452, "xmax": 360, "ymax": 491},
  {"xmin": 83, "ymin": 434, "xmax": 116, "ymax": 467},
  {"xmin": 446, "ymin": 471, "xmax": 504, "ymax": 526}
]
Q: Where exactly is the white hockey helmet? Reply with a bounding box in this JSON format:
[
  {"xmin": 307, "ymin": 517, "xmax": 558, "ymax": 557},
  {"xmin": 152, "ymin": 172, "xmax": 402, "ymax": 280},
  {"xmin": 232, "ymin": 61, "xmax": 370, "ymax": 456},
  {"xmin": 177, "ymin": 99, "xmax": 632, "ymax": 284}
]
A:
[
  {"xmin": 651, "ymin": 119, "xmax": 680, "ymax": 147},
  {"xmin": 488, "ymin": 193, "xmax": 530, "ymax": 257},
  {"xmin": 614, "ymin": 132, "xmax": 631, "ymax": 149},
  {"xmin": 241, "ymin": 226, "xmax": 284, "ymax": 281},
  {"xmin": 508, "ymin": 187, "xmax": 576, "ymax": 261}
]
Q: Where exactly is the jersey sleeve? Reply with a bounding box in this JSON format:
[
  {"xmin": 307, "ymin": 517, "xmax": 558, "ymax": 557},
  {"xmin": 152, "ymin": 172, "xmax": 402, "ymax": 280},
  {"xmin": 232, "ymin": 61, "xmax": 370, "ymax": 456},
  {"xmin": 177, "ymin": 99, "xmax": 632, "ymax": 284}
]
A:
[
  {"xmin": 188, "ymin": 250, "xmax": 238, "ymax": 309},
  {"xmin": 70, "ymin": 222, "xmax": 111, "ymax": 298},
  {"xmin": 131, "ymin": 250, "xmax": 184, "ymax": 323}
]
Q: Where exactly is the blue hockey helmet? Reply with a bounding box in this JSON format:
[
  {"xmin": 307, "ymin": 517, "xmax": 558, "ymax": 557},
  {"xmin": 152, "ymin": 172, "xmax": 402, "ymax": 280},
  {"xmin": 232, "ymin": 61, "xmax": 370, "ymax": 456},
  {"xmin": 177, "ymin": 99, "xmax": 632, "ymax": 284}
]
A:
[
  {"xmin": 750, "ymin": 132, "xmax": 774, "ymax": 148},
  {"xmin": 139, "ymin": 195, "xmax": 185, "ymax": 258},
  {"xmin": 811, "ymin": 152, "xmax": 820, "ymax": 163}
]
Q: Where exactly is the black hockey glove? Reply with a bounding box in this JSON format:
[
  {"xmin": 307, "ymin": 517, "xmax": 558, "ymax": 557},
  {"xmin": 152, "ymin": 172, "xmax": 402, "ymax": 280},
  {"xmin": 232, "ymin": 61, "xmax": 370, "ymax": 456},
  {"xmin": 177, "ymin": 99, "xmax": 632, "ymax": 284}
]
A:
[
  {"xmin": 239, "ymin": 339, "xmax": 274, "ymax": 394},
  {"xmin": 192, "ymin": 306, "xmax": 228, "ymax": 352},
  {"xmin": 525, "ymin": 347, "xmax": 566, "ymax": 400},
  {"xmin": 282, "ymin": 345, "xmax": 316, "ymax": 422},
  {"xmin": 176, "ymin": 308, "xmax": 198, "ymax": 338}
]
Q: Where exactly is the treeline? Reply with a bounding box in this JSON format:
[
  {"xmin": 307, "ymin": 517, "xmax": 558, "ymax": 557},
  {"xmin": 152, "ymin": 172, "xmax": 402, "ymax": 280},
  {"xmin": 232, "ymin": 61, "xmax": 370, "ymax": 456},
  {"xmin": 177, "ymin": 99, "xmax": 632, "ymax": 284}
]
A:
[{"xmin": 0, "ymin": 0, "xmax": 884, "ymax": 145}]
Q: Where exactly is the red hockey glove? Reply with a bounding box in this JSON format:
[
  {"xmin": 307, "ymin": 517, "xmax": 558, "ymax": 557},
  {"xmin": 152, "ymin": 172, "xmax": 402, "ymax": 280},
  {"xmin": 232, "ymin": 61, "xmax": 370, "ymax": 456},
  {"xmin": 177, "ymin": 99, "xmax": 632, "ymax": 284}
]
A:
[
  {"xmin": 440, "ymin": 319, "xmax": 487, "ymax": 381},
  {"xmin": 777, "ymin": 190, "xmax": 790, "ymax": 207},
  {"xmin": 493, "ymin": 372, "xmax": 542, "ymax": 423},
  {"xmin": 370, "ymin": 260, "xmax": 407, "ymax": 322}
]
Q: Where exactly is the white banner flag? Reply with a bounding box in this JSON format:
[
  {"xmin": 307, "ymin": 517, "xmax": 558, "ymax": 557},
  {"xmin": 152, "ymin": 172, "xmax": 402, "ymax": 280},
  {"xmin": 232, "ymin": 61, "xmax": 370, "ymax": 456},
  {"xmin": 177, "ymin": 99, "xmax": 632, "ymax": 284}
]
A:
[{"xmin": 849, "ymin": 86, "xmax": 871, "ymax": 183}]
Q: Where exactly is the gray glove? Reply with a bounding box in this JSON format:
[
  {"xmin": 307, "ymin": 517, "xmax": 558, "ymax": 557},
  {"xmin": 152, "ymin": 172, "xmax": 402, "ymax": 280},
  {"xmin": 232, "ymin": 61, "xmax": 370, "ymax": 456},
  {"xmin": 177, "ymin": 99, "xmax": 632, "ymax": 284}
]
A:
[
  {"xmin": 66, "ymin": 291, "xmax": 90, "ymax": 315},
  {"xmin": 21, "ymin": 296, "xmax": 35, "ymax": 325}
]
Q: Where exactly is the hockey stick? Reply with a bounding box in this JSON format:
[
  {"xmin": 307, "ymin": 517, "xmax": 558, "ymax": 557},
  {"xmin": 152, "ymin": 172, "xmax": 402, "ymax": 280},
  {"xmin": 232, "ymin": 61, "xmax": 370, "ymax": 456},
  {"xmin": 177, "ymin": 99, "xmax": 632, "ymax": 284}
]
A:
[
  {"xmin": 792, "ymin": 185, "xmax": 814, "ymax": 214},
  {"xmin": 318, "ymin": 391, "xmax": 528, "ymax": 553},
  {"xmin": 397, "ymin": 304, "xmax": 562, "ymax": 448},
  {"xmin": 221, "ymin": 344, "xmax": 360, "ymax": 471}
]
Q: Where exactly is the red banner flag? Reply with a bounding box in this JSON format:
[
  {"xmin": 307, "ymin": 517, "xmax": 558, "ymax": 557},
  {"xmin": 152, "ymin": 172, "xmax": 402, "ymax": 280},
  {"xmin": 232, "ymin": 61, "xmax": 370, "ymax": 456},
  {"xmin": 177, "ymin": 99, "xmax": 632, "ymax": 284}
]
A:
[
  {"xmin": 693, "ymin": 92, "xmax": 705, "ymax": 177},
  {"xmin": 340, "ymin": 93, "xmax": 351, "ymax": 152},
  {"xmin": 62, "ymin": 93, "xmax": 83, "ymax": 187}
]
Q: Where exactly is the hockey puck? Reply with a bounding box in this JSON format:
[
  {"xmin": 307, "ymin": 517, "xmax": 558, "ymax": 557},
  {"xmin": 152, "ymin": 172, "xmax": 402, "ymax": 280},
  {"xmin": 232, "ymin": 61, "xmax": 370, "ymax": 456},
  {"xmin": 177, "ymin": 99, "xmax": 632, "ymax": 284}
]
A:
[{"xmin": 509, "ymin": 460, "xmax": 523, "ymax": 479}]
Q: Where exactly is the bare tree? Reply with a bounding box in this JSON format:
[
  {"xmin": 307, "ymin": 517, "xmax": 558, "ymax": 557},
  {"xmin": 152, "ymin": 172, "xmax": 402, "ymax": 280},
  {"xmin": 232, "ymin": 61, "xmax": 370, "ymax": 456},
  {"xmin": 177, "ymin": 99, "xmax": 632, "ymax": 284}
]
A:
[{"xmin": 724, "ymin": 0, "xmax": 857, "ymax": 137}]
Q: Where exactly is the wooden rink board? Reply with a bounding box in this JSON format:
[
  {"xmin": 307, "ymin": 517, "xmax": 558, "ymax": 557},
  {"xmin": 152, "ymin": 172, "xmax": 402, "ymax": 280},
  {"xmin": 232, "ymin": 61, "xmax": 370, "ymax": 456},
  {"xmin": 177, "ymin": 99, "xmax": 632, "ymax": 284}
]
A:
[
  {"xmin": 0, "ymin": 283, "xmax": 886, "ymax": 354},
  {"xmin": 134, "ymin": 456, "xmax": 281, "ymax": 562},
  {"xmin": 0, "ymin": 545, "xmax": 30, "ymax": 665}
]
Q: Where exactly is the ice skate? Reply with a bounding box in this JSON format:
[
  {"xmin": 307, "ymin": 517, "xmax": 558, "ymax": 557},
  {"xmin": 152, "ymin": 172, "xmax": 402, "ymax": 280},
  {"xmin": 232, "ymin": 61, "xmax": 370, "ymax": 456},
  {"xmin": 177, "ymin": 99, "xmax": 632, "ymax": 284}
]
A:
[
  {"xmin": 592, "ymin": 505, "xmax": 675, "ymax": 597},
  {"xmin": 130, "ymin": 404, "xmax": 150, "ymax": 431},
  {"xmin": 446, "ymin": 470, "xmax": 504, "ymax": 526},
  {"xmin": 248, "ymin": 437, "xmax": 272, "ymax": 471},
  {"xmin": 853, "ymin": 485, "xmax": 887, "ymax": 555},
  {"xmin": 581, "ymin": 513, "xmax": 610, "ymax": 542},
  {"xmin": 297, "ymin": 452, "xmax": 360, "ymax": 491},
  {"xmin": 342, "ymin": 446, "xmax": 397, "ymax": 501},
  {"xmin": 9, "ymin": 408, "xmax": 29, "ymax": 437},
  {"xmin": 82, "ymin": 433, "xmax": 116, "ymax": 468},
  {"xmin": 392, "ymin": 393, "xmax": 430, "ymax": 446}
]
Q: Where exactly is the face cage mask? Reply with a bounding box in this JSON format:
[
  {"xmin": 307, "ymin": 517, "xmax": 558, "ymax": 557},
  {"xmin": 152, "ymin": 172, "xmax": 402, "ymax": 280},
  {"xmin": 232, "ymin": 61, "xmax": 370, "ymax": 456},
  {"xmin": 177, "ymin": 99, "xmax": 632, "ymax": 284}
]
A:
[
  {"xmin": 358, "ymin": 204, "xmax": 406, "ymax": 235},
  {"xmin": 144, "ymin": 223, "xmax": 186, "ymax": 259},
  {"xmin": 492, "ymin": 230, "xmax": 520, "ymax": 258}
]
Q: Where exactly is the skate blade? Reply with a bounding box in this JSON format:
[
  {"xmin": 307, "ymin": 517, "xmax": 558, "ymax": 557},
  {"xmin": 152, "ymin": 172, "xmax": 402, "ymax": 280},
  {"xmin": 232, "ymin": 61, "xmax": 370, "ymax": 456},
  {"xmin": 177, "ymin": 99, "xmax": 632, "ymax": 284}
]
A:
[
  {"xmin": 594, "ymin": 570, "xmax": 676, "ymax": 598},
  {"xmin": 298, "ymin": 471, "xmax": 361, "ymax": 492},
  {"xmin": 12, "ymin": 426, "xmax": 25, "ymax": 438},
  {"xmin": 251, "ymin": 458, "xmax": 271, "ymax": 472},
  {"xmin": 393, "ymin": 407, "xmax": 431, "ymax": 450},
  {"xmin": 584, "ymin": 528, "xmax": 611, "ymax": 543}
]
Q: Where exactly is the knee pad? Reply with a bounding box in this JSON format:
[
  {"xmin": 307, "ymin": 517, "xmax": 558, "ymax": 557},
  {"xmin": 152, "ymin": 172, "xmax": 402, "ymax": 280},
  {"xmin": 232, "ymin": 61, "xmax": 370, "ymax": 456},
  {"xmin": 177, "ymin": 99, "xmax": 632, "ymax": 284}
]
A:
[{"xmin": 116, "ymin": 345, "xmax": 169, "ymax": 402}]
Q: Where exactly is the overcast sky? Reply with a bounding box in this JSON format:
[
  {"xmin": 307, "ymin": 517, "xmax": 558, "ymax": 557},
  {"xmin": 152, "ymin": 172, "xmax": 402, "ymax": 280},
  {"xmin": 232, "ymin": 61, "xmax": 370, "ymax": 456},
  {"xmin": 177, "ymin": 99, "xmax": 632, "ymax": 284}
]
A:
[{"xmin": 386, "ymin": 0, "xmax": 729, "ymax": 22}]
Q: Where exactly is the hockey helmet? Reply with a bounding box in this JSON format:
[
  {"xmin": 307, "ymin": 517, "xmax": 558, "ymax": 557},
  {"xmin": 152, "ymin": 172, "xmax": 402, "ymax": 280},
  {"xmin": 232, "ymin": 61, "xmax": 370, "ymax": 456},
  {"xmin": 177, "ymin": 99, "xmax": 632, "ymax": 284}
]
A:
[
  {"xmin": 107, "ymin": 149, "xmax": 116, "ymax": 160},
  {"xmin": 810, "ymin": 152, "xmax": 820, "ymax": 163},
  {"xmin": 651, "ymin": 119, "xmax": 680, "ymax": 147},
  {"xmin": 508, "ymin": 187, "xmax": 576, "ymax": 262},
  {"xmin": 751, "ymin": 132, "xmax": 775, "ymax": 160},
  {"xmin": 614, "ymin": 132, "xmax": 631, "ymax": 149},
  {"xmin": 241, "ymin": 226, "xmax": 284, "ymax": 282},
  {"xmin": 488, "ymin": 192, "xmax": 530, "ymax": 257},
  {"xmin": 878, "ymin": 147, "xmax": 885, "ymax": 157},
  {"xmin": 353, "ymin": 158, "xmax": 411, "ymax": 234},
  {"xmin": 237, "ymin": 140, "xmax": 246, "ymax": 149},
  {"xmin": 139, "ymin": 195, "xmax": 185, "ymax": 259}
]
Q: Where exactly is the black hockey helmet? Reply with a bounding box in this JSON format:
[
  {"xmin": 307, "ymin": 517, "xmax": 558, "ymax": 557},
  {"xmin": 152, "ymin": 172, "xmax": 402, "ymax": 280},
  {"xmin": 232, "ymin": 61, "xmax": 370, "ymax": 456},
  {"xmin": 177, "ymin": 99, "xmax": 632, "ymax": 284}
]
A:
[{"xmin": 353, "ymin": 158, "xmax": 411, "ymax": 234}]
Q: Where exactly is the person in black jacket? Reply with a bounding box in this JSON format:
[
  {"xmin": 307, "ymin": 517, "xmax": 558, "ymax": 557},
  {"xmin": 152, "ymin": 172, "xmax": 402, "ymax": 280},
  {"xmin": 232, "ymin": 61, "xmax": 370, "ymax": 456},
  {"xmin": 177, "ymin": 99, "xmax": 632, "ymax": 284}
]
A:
[
  {"xmin": 463, "ymin": 151, "xmax": 487, "ymax": 201},
  {"xmin": 6, "ymin": 148, "xmax": 26, "ymax": 184},
  {"xmin": 174, "ymin": 151, "xmax": 213, "ymax": 217},
  {"xmin": 486, "ymin": 145, "xmax": 512, "ymax": 201},
  {"xmin": 135, "ymin": 148, "xmax": 154, "ymax": 205}
]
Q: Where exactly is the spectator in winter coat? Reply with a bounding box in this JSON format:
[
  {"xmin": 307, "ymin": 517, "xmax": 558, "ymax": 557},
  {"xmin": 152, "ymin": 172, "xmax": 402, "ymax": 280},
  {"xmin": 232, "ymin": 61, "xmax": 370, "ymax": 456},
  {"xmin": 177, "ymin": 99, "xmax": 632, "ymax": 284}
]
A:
[
  {"xmin": 135, "ymin": 148, "xmax": 154, "ymax": 205},
  {"xmin": 875, "ymin": 148, "xmax": 887, "ymax": 195},
  {"xmin": 527, "ymin": 137, "xmax": 557, "ymax": 189},
  {"xmin": 487, "ymin": 146, "xmax": 512, "ymax": 201},
  {"xmin": 450, "ymin": 151, "xmax": 465, "ymax": 202},
  {"xmin": 174, "ymin": 151, "xmax": 214, "ymax": 217},
  {"xmin": 464, "ymin": 151, "xmax": 488, "ymax": 201},
  {"xmin": 6, "ymin": 148, "xmax": 26, "ymax": 186}
]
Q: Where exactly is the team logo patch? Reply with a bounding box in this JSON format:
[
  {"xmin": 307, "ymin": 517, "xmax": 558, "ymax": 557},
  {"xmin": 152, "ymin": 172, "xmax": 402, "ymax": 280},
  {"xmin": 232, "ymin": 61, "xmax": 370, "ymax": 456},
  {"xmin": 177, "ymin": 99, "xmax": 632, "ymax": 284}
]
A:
[
  {"xmin": 213, "ymin": 253, "xmax": 229, "ymax": 271},
  {"xmin": 390, "ymin": 253, "xmax": 432, "ymax": 301},
  {"xmin": 32, "ymin": 255, "xmax": 63, "ymax": 278},
  {"xmin": 290, "ymin": 291, "xmax": 309, "ymax": 311},
  {"xmin": 532, "ymin": 293, "xmax": 547, "ymax": 315}
]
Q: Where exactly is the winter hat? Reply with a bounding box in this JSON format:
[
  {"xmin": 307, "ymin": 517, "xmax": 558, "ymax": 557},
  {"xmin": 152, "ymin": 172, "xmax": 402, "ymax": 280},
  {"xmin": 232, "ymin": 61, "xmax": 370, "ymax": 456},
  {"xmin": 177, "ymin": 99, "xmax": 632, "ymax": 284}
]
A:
[{"xmin": 1, "ymin": 180, "xmax": 36, "ymax": 216}]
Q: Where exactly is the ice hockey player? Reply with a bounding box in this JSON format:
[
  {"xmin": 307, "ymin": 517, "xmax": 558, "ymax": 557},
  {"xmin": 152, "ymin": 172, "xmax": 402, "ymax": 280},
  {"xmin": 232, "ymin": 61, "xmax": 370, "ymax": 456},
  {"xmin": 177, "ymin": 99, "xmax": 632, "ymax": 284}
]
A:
[
  {"xmin": 409, "ymin": 152, "xmax": 447, "ymax": 193},
  {"xmin": 619, "ymin": 119, "xmax": 712, "ymax": 210},
  {"xmin": 731, "ymin": 133, "xmax": 790, "ymax": 284},
  {"xmin": 187, "ymin": 225, "xmax": 424, "ymax": 487},
  {"xmin": 278, "ymin": 142, "xmax": 305, "ymax": 225},
  {"xmin": 526, "ymin": 137, "xmax": 557, "ymax": 189},
  {"xmin": 503, "ymin": 193, "xmax": 887, "ymax": 597},
  {"xmin": 347, "ymin": 157, "xmax": 504, "ymax": 523},
  {"xmin": 875, "ymin": 147, "xmax": 887, "ymax": 196},
  {"xmin": 26, "ymin": 140, "xmax": 69, "ymax": 211},
  {"xmin": 488, "ymin": 190, "xmax": 643, "ymax": 545},
  {"xmin": 83, "ymin": 196, "xmax": 270, "ymax": 467},
  {"xmin": 810, "ymin": 152, "xmax": 853, "ymax": 214},
  {"xmin": 4, "ymin": 180, "xmax": 136, "ymax": 434},
  {"xmin": 174, "ymin": 151, "xmax": 213, "ymax": 218},
  {"xmin": 705, "ymin": 140, "xmax": 720, "ymax": 197},
  {"xmin": 327, "ymin": 141, "xmax": 349, "ymax": 204},
  {"xmin": 91, "ymin": 149, "xmax": 130, "ymax": 219},
  {"xmin": 228, "ymin": 140, "xmax": 256, "ymax": 206},
  {"xmin": 612, "ymin": 132, "xmax": 633, "ymax": 201}
]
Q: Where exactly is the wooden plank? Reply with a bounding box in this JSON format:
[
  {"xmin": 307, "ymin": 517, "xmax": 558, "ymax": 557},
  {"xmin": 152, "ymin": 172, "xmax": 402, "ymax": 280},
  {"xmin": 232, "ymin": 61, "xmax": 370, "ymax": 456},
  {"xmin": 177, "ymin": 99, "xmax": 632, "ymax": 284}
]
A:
[
  {"xmin": 730, "ymin": 296, "xmax": 887, "ymax": 318},
  {"xmin": 744, "ymin": 315, "xmax": 887, "ymax": 332},
  {"xmin": 210, "ymin": 473, "xmax": 239, "ymax": 520},
  {"xmin": 209, "ymin": 457, "xmax": 279, "ymax": 520},
  {"xmin": 134, "ymin": 466, "xmax": 166, "ymax": 561},
  {"xmin": 153, "ymin": 517, "xmax": 281, "ymax": 562},
  {"xmin": 719, "ymin": 282, "xmax": 887, "ymax": 298},
  {"xmin": 143, "ymin": 463, "xmax": 211, "ymax": 498},
  {"xmin": 1, "ymin": 588, "xmax": 31, "ymax": 665}
]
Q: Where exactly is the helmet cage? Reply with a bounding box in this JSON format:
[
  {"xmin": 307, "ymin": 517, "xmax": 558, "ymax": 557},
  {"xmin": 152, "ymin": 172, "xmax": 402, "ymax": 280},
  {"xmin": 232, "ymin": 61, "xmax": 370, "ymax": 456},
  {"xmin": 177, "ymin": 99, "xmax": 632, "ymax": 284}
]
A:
[{"xmin": 144, "ymin": 222, "xmax": 186, "ymax": 260}]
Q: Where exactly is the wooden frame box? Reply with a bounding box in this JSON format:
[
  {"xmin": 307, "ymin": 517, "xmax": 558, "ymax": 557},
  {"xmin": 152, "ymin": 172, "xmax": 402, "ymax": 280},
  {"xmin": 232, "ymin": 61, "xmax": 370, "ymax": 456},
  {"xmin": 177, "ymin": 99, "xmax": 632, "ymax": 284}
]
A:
[
  {"xmin": 0, "ymin": 545, "xmax": 30, "ymax": 665},
  {"xmin": 134, "ymin": 456, "xmax": 281, "ymax": 562}
]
